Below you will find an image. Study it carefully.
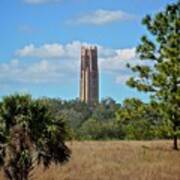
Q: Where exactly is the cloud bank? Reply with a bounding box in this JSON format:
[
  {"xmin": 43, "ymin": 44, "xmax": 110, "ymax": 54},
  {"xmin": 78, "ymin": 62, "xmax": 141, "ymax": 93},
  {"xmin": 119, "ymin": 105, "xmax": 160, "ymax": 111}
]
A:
[
  {"xmin": 0, "ymin": 41, "xmax": 138, "ymax": 86},
  {"xmin": 68, "ymin": 9, "xmax": 135, "ymax": 25}
]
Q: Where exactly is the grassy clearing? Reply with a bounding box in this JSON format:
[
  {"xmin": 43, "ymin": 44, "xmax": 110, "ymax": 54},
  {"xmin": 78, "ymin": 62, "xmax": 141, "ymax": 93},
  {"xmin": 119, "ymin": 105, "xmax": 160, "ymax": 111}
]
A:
[{"xmin": 1, "ymin": 141, "xmax": 180, "ymax": 180}]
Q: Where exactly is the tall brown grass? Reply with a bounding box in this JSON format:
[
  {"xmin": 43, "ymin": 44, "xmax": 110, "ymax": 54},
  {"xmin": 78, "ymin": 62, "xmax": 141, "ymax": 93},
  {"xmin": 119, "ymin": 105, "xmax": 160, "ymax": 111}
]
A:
[{"xmin": 1, "ymin": 141, "xmax": 180, "ymax": 180}]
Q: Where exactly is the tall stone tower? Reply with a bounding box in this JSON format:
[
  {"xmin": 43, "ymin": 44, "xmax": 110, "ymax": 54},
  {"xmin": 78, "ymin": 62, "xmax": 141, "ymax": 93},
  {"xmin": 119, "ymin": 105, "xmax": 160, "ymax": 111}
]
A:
[{"xmin": 80, "ymin": 46, "xmax": 99, "ymax": 105}]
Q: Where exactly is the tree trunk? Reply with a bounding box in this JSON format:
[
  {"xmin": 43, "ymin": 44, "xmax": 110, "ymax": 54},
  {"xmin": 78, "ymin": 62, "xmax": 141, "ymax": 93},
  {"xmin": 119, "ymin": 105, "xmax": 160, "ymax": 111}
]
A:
[
  {"xmin": 173, "ymin": 135, "xmax": 178, "ymax": 150},
  {"xmin": 173, "ymin": 125, "xmax": 178, "ymax": 150}
]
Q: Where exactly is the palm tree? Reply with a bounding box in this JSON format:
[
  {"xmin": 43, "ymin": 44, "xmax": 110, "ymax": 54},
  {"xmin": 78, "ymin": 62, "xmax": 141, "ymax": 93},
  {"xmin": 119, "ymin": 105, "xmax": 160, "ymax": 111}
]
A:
[{"xmin": 0, "ymin": 94, "xmax": 71, "ymax": 180}]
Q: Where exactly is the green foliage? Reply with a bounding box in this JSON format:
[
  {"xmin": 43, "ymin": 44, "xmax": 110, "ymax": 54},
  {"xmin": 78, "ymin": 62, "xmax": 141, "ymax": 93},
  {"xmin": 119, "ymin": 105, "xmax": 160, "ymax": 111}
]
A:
[
  {"xmin": 38, "ymin": 96, "xmax": 177, "ymax": 141},
  {"xmin": 127, "ymin": 1, "xmax": 180, "ymax": 149},
  {"xmin": 79, "ymin": 118, "xmax": 121, "ymax": 140},
  {"xmin": 116, "ymin": 98, "xmax": 172, "ymax": 140},
  {"xmin": 39, "ymin": 97, "xmax": 123, "ymax": 140},
  {"xmin": 39, "ymin": 96, "xmax": 175, "ymax": 141},
  {"xmin": 0, "ymin": 94, "xmax": 70, "ymax": 180}
]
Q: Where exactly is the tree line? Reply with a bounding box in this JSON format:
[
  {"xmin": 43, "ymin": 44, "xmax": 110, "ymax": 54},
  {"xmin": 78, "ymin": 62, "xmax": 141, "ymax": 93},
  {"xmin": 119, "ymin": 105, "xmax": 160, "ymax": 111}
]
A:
[{"xmin": 38, "ymin": 97, "xmax": 173, "ymax": 141}]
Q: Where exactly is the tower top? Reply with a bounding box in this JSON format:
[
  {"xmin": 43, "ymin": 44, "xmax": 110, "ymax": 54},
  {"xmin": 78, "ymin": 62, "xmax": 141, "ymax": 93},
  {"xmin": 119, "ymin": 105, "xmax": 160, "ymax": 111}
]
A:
[
  {"xmin": 81, "ymin": 46, "xmax": 97, "ymax": 56},
  {"xmin": 81, "ymin": 45, "xmax": 97, "ymax": 51}
]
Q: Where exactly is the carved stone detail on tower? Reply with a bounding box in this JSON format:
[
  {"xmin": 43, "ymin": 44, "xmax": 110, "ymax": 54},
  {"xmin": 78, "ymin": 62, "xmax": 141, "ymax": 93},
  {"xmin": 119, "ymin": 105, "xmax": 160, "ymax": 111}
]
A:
[{"xmin": 80, "ymin": 46, "xmax": 99, "ymax": 105}]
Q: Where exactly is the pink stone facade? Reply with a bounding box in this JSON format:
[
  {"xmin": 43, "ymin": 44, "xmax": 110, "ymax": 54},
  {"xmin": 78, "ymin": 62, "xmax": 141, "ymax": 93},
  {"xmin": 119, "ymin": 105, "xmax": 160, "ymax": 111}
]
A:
[{"xmin": 80, "ymin": 46, "xmax": 99, "ymax": 105}]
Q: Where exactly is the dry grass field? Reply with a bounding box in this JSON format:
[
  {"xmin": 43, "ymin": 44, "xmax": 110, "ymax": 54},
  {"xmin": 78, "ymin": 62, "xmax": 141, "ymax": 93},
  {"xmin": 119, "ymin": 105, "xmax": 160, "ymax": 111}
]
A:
[{"xmin": 1, "ymin": 141, "xmax": 180, "ymax": 180}]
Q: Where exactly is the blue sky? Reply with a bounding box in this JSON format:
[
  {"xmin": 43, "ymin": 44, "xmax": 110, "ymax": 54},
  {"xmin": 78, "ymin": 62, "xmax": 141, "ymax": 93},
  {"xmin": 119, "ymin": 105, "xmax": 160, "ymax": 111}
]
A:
[{"xmin": 0, "ymin": 0, "xmax": 176, "ymax": 102}]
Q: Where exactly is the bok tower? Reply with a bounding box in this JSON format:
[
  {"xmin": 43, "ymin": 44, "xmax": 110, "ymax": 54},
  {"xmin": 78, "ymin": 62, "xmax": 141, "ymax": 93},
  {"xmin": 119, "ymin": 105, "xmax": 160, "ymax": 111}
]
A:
[{"xmin": 80, "ymin": 46, "xmax": 99, "ymax": 105}]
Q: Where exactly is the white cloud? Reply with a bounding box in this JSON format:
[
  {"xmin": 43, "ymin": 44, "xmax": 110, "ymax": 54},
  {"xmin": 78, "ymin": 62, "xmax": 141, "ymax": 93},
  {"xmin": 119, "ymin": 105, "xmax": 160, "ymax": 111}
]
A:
[
  {"xmin": 16, "ymin": 43, "xmax": 64, "ymax": 58},
  {"xmin": 24, "ymin": 0, "xmax": 61, "ymax": 5},
  {"xmin": 0, "ymin": 59, "xmax": 74, "ymax": 84},
  {"xmin": 16, "ymin": 44, "xmax": 65, "ymax": 58},
  {"xmin": 15, "ymin": 41, "xmax": 94, "ymax": 59},
  {"xmin": 68, "ymin": 9, "xmax": 134, "ymax": 25},
  {"xmin": 99, "ymin": 47, "xmax": 137, "ymax": 72},
  {"xmin": 1, "ymin": 41, "xmax": 139, "ymax": 86}
]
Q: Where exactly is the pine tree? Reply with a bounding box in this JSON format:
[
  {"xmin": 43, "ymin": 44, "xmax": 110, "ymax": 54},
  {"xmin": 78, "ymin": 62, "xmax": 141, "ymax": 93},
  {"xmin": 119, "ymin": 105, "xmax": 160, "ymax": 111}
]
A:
[{"xmin": 127, "ymin": 1, "xmax": 180, "ymax": 149}]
